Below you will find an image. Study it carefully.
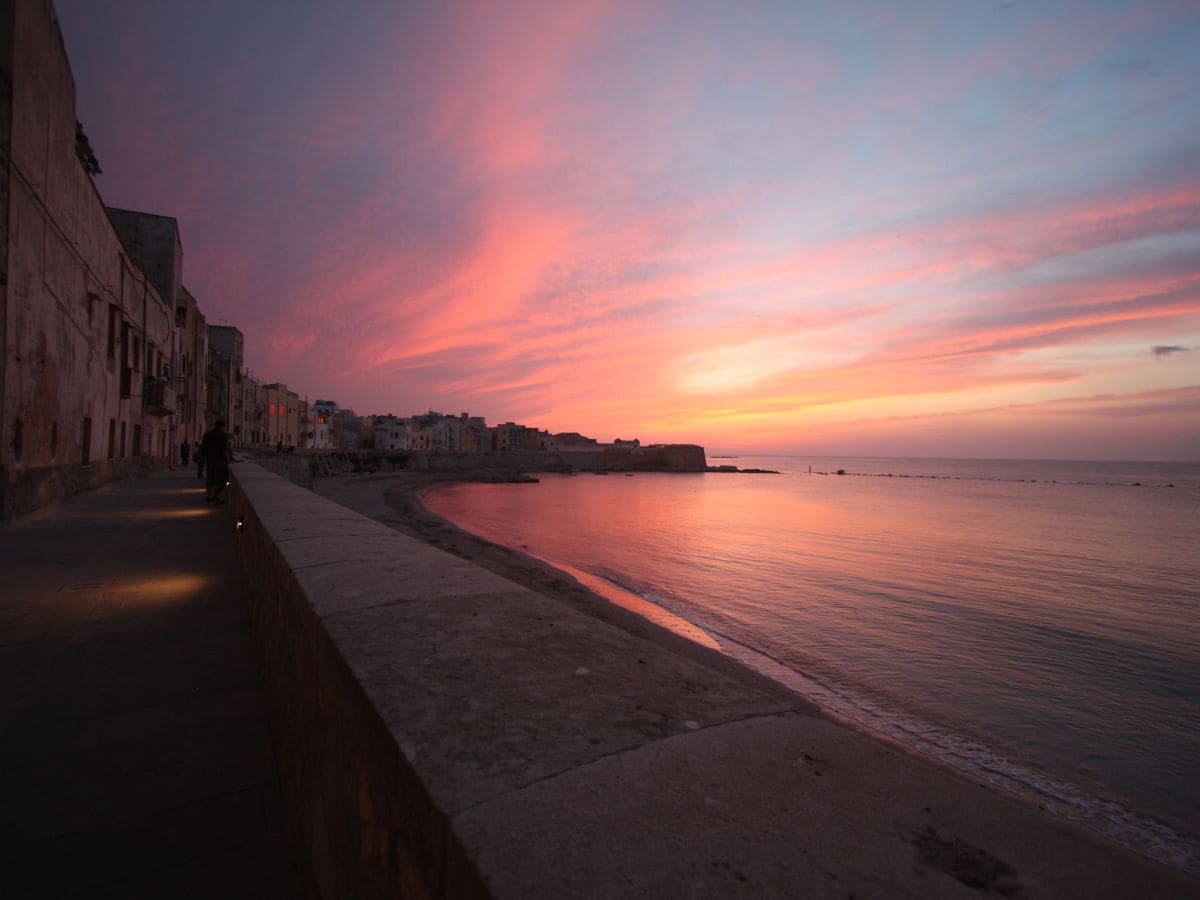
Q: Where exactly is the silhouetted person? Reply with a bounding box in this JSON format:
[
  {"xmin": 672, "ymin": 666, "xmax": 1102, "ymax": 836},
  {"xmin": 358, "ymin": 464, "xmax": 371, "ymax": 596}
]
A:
[
  {"xmin": 180, "ymin": 440, "xmax": 190, "ymax": 466},
  {"xmin": 199, "ymin": 420, "xmax": 232, "ymax": 503}
]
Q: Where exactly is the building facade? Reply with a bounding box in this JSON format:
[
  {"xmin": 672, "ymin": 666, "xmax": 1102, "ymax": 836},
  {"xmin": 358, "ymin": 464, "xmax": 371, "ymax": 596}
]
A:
[
  {"xmin": 341, "ymin": 410, "xmax": 366, "ymax": 449},
  {"xmin": 0, "ymin": 0, "xmax": 323, "ymax": 519},
  {"xmin": 0, "ymin": 0, "xmax": 189, "ymax": 519},
  {"xmin": 372, "ymin": 414, "xmax": 408, "ymax": 451},
  {"xmin": 174, "ymin": 285, "xmax": 208, "ymax": 447},
  {"xmin": 206, "ymin": 324, "xmax": 242, "ymax": 435},
  {"xmin": 310, "ymin": 399, "xmax": 342, "ymax": 450},
  {"xmin": 237, "ymin": 373, "xmax": 265, "ymax": 448},
  {"xmin": 264, "ymin": 382, "xmax": 300, "ymax": 449},
  {"xmin": 494, "ymin": 422, "xmax": 531, "ymax": 452}
]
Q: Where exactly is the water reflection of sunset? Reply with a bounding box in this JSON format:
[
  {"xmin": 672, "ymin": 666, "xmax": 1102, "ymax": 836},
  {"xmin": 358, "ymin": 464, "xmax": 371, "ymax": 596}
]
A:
[{"xmin": 426, "ymin": 464, "xmax": 1200, "ymax": 843}]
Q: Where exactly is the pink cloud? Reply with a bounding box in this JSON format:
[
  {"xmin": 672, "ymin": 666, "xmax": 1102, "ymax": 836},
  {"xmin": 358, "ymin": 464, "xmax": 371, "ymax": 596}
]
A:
[{"xmin": 57, "ymin": 0, "xmax": 1200, "ymax": 459}]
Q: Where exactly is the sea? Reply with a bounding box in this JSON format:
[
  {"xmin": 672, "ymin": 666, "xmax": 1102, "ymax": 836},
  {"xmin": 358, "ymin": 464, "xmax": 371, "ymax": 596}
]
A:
[{"xmin": 423, "ymin": 456, "xmax": 1200, "ymax": 873}]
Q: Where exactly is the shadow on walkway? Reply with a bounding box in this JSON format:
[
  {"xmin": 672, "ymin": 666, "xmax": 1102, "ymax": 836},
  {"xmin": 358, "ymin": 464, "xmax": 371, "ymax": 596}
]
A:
[{"xmin": 0, "ymin": 469, "xmax": 302, "ymax": 898}]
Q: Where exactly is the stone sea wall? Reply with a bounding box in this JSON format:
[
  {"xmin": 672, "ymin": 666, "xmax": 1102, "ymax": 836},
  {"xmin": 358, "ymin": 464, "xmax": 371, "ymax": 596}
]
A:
[
  {"xmin": 230, "ymin": 463, "xmax": 491, "ymax": 897},
  {"xmin": 249, "ymin": 444, "xmax": 707, "ymax": 487}
]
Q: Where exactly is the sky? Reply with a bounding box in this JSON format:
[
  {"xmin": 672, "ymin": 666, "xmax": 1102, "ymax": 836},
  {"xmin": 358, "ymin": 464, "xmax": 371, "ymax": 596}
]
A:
[{"xmin": 56, "ymin": 0, "xmax": 1200, "ymax": 460}]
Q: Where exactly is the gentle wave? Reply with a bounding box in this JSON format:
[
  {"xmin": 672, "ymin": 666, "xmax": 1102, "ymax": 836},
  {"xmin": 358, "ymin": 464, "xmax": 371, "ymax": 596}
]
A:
[{"xmin": 588, "ymin": 565, "xmax": 1200, "ymax": 874}]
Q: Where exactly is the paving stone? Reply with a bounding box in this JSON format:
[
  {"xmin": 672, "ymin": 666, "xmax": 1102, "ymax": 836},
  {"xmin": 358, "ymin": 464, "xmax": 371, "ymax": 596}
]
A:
[{"xmin": 0, "ymin": 469, "xmax": 300, "ymax": 896}]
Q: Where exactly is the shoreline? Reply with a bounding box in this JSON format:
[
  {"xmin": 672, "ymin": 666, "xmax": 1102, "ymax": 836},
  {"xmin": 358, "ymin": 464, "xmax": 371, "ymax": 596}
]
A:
[
  {"xmin": 361, "ymin": 471, "xmax": 807, "ymax": 703},
  {"xmin": 312, "ymin": 469, "xmax": 1199, "ymax": 895}
]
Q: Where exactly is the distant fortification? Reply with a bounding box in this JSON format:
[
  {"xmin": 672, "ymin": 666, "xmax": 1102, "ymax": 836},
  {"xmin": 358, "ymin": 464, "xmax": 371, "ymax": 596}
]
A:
[{"xmin": 601, "ymin": 443, "xmax": 707, "ymax": 471}]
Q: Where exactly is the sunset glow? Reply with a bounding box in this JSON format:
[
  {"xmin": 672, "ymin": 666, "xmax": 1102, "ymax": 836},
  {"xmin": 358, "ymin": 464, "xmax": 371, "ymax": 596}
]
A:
[{"xmin": 57, "ymin": 1, "xmax": 1200, "ymax": 459}]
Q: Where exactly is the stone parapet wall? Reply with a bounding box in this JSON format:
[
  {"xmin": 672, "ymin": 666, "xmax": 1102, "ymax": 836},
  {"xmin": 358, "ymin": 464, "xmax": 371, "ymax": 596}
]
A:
[{"xmin": 231, "ymin": 463, "xmax": 487, "ymax": 897}]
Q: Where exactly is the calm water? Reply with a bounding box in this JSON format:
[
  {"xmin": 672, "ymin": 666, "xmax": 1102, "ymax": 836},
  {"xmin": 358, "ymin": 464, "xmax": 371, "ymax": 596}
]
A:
[{"xmin": 424, "ymin": 456, "xmax": 1200, "ymax": 871}]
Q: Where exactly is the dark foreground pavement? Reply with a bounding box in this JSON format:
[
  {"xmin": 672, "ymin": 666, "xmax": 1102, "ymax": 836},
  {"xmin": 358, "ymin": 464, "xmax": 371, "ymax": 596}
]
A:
[{"xmin": 0, "ymin": 469, "xmax": 302, "ymax": 898}]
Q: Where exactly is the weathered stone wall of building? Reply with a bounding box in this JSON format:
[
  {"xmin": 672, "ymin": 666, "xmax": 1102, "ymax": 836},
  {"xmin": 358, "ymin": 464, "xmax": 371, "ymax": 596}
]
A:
[
  {"xmin": 235, "ymin": 372, "xmax": 265, "ymax": 449},
  {"xmin": 106, "ymin": 207, "xmax": 182, "ymax": 307},
  {"xmin": 1, "ymin": 0, "xmax": 15, "ymax": 492},
  {"xmin": 0, "ymin": 0, "xmax": 176, "ymax": 520},
  {"xmin": 206, "ymin": 323, "xmax": 245, "ymax": 441},
  {"xmin": 175, "ymin": 284, "xmax": 208, "ymax": 446}
]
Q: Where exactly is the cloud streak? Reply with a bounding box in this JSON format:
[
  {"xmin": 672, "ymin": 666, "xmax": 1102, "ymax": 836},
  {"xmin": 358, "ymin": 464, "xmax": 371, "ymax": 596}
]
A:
[{"xmin": 1152, "ymin": 345, "xmax": 1191, "ymax": 357}]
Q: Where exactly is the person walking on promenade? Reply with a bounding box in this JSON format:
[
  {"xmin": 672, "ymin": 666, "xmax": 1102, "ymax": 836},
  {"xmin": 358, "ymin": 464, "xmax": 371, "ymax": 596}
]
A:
[
  {"xmin": 180, "ymin": 439, "xmax": 190, "ymax": 467},
  {"xmin": 199, "ymin": 420, "xmax": 232, "ymax": 503}
]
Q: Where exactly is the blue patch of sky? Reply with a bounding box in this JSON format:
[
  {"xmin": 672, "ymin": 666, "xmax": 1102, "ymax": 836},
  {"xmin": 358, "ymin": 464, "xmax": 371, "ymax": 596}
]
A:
[{"xmin": 1012, "ymin": 228, "xmax": 1200, "ymax": 288}]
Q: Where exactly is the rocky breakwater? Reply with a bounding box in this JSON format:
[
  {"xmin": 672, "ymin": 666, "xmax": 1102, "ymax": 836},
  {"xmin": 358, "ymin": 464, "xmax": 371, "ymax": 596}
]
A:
[{"xmin": 601, "ymin": 443, "xmax": 707, "ymax": 472}]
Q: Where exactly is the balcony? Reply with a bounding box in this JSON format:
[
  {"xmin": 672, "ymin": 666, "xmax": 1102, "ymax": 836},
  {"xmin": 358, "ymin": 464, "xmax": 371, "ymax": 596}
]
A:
[{"xmin": 143, "ymin": 377, "xmax": 176, "ymax": 417}]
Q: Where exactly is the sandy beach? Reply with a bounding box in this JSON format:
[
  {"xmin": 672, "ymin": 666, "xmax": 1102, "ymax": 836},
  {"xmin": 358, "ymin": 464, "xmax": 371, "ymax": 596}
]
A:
[{"xmin": 312, "ymin": 470, "xmax": 1199, "ymax": 898}]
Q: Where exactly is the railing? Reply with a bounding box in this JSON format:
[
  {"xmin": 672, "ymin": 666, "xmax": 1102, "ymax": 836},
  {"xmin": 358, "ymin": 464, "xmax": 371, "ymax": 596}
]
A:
[{"xmin": 143, "ymin": 378, "xmax": 176, "ymax": 417}]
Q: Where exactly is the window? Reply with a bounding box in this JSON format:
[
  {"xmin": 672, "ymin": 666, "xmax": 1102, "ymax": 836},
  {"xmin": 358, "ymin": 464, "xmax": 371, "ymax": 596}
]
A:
[
  {"xmin": 107, "ymin": 306, "xmax": 119, "ymax": 359},
  {"xmin": 82, "ymin": 418, "xmax": 92, "ymax": 465},
  {"xmin": 120, "ymin": 323, "xmax": 132, "ymax": 397},
  {"xmin": 107, "ymin": 419, "xmax": 116, "ymax": 459},
  {"xmin": 119, "ymin": 421, "xmax": 126, "ymax": 458},
  {"xmin": 11, "ymin": 418, "xmax": 22, "ymax": 460},
  {"xmin": 50, "ymin": 421, "xmax": 58, "ymax": 459},
  {"xmin": 132, "ymin": 424, "xmax": 142, "ymax": 457}
]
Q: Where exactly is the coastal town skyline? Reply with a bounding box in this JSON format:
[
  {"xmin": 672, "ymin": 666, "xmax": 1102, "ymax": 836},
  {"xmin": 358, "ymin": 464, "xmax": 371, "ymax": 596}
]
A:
[{"xmin": 56, "ymin": 1, "xmax": 1200, "ymax": 461}]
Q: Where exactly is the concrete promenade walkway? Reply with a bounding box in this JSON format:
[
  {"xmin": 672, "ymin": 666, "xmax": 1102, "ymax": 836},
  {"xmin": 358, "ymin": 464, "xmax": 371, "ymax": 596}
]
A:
[{"xmin": 0, "ymin": 469, "xmax": 300, "ymax": 898}]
